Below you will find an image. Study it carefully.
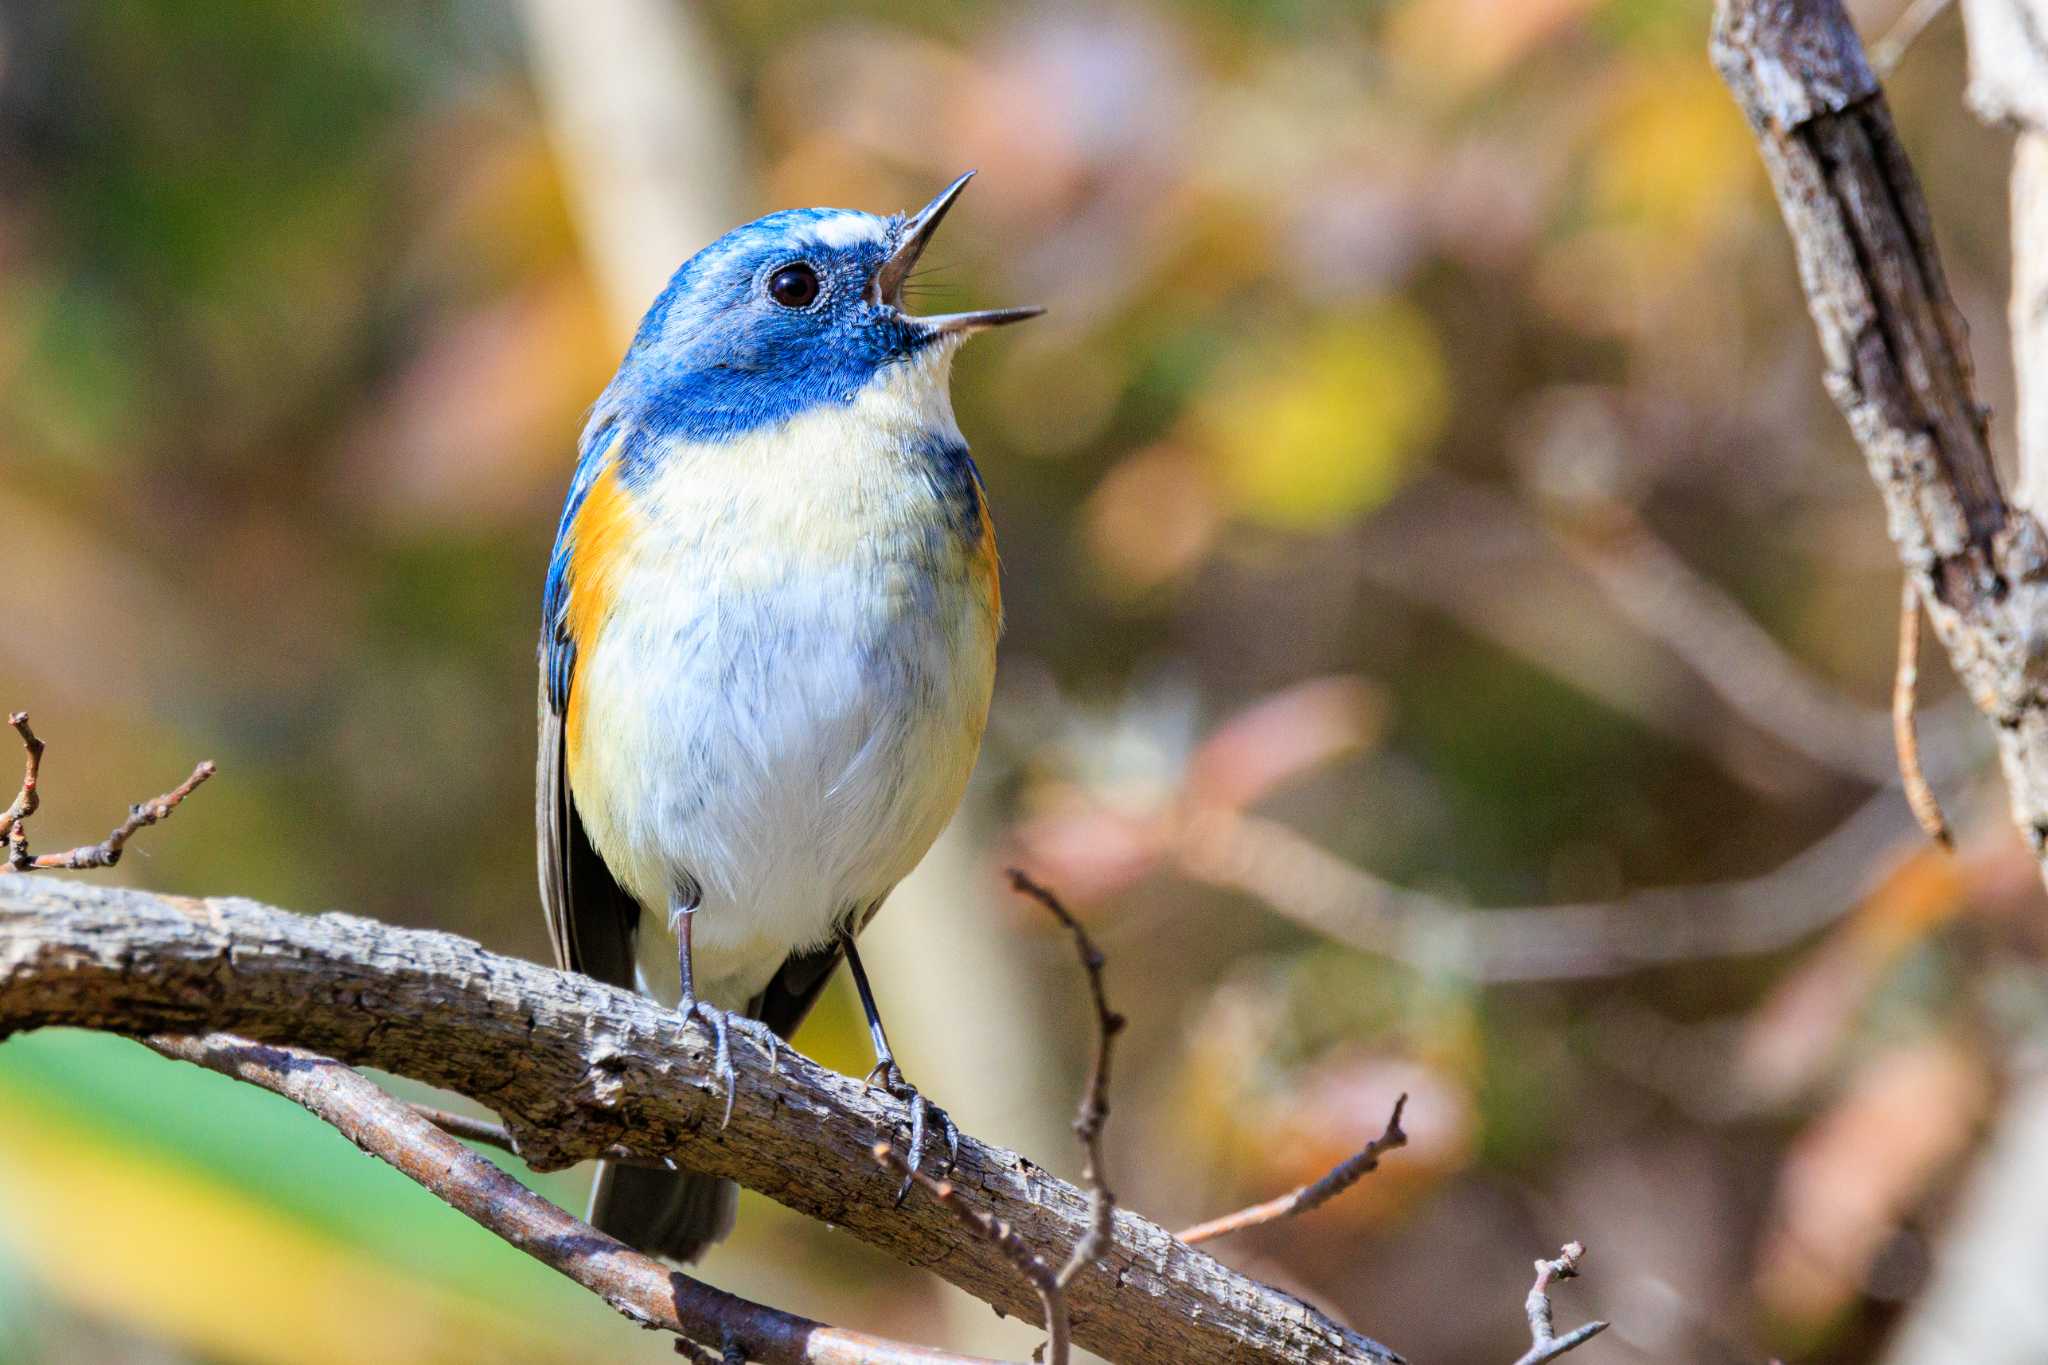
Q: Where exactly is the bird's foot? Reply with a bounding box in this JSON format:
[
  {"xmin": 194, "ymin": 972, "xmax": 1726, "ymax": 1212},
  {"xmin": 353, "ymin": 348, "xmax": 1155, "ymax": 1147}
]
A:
[
  {"xmin": 729, "ymin": 1014, "xmax": 782, "ymax": 1075},
  {"xmin": 680, "ymin": 996, "xmax": 739, "ymax": 1128},
  {"xmin": 865, "ymin": 1057, "xmax": 960, "ymax": 1203}
]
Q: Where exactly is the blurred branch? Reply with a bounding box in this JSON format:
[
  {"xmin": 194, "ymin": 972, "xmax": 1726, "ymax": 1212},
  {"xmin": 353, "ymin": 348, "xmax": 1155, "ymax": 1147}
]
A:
[
  {"xmin": 152, "ymin": 1034, "xmax": 980, "ymax": 1365},
  {"xmin": 1872, "ymin": 0, "xmax": 1956, "ymax": 74},
  {"xmin": 1551, "ymin": 499, "xmax": 1912, "ymax": 784},
  {"xmin": 1963, "ymin": 0, "xmax": 2048, "ymax": 502},
  {"xmin": 1176, "ymin": 1094, "xmax": 1408, "ymax": 1246},
  {"xmin": 1175, "ymin": 793, "xmax": 1909, "ymax": 982},
  {"xmin": 1511, "ymin": 1243, "xmax": 1608, "ymax": 1365},
  {"xmin": 0, "ymin": 874, "xmax": 1403, "ymax": 1365},
  {"xmin": 1893, "ymin": 578, "xmax": 1954, "ymax": 846},
  {"xmin": 1364, "ymin": 480, "xmax": 1977, "ymax": 791},
  {"xmin": 1714, "ymin": 0, "xmax": 2048, "ymax": 892},
  {"xmin": 0, "ymin": 711, "xmax": 214, "ymax": 873},
  {"xmin": 518, "ymin": 0, "xmax": 744, "ymax": 334},
  {"xmin": 1879, "ymin": 1069, "xmax": 2048, "ymax": 1362}
]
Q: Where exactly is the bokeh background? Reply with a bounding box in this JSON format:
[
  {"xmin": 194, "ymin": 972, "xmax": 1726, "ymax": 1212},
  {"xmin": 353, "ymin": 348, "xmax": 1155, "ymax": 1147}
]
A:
[{"xmin": 0, "ymin": 1, "xmax": 2038, "ymax": 1361}]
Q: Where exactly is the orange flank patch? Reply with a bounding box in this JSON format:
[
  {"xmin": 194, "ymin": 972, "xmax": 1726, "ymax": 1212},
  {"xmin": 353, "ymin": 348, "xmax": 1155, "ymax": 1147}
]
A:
[
  {"xmin": 563, "ymin": 461, "xmax": 640, "ymax": 750},
  {"xmin": 976, "ymin": 494, "xmax": 1002, "ymax": 621}
]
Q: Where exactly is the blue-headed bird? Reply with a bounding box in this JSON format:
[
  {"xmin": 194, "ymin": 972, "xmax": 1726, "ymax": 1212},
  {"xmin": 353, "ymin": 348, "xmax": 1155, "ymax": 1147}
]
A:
[{"xmin": 537, "ymin": 174, "xmax": 1039, "ymax": 1262}]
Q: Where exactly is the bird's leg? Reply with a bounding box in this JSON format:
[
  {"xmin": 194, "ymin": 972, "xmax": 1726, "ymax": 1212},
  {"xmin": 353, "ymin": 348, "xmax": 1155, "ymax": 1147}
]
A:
[
  {"xmin": 843, "ymin": 932, "xmax": 960, "ymax": 1200},
  {"xmin": 675, "ymin": 899, "xmax": 738, "ymax": 1127}
]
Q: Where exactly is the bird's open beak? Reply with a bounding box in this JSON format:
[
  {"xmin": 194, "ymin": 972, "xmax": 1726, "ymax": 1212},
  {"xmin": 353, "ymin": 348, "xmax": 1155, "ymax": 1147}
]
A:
[{"xmin": 876, "ymin": 171, "xmax": 1044, "ymax": 336}]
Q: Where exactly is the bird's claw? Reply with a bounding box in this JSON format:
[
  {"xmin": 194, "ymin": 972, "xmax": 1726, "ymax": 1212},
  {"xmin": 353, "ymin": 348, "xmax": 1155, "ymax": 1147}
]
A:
[
  {"xmin": 865, "ymin": 1058, "xmax": 960, "ymax": 1203},
  {"xmin": 681, "ymin": 997, "xmax": 739, "ymax": 1128},
  {"xmin": 730, "ymin": 1014, "xmax": 782, "ymax": 1074}
]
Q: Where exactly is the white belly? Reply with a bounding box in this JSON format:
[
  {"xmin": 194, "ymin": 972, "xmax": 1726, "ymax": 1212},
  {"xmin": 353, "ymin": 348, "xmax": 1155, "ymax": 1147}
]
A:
[{"xmin": 569, "ymin": 519, "xmax": 996, "ymax": 1012}]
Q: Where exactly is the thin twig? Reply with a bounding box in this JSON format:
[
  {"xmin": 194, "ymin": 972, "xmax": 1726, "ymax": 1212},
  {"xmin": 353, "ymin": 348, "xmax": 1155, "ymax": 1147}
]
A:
[
  {"xmin": 1176, "ymin": 1094, "xmax": 1409, "ymax": 1246},
  {"xmin": 1007, "ymin": 869, "xmax": 1124, "ymax": 1288},
  {"xmin": 407, "ymin": 1102, "xmax": 676, "ymax": 1171},
  {"xmin": 1511, "ymin": 1242, "xmax": 1609, "ymax": 1365},
  {"xmin": 1872, "ymin": 0, "xmax": 1956, "ymax": 75},
  {"xmin": 0, "ymin": 713, "xmax": 44, "ymax": 853},
  {"xmin": 149, "ymin": 1034, "xmax": 992, "ymax": 1365},
  {"xmin": 1893, "ymin": 578, "xmax": 1953, "ymax": 848},
  {"xmin": 875, "ymin": 1141, "xmax": 1069, "ymax": 1365},
  {"xmin": 0, "ymin": 711, "xmax": 215, "ymax": 873}
]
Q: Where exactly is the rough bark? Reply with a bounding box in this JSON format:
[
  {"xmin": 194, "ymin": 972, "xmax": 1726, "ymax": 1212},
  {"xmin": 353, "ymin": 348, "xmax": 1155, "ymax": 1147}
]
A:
[
  {"xmin": 1713, "ymin": 0, "xmax": 2048, "ymax": 886},
  {"xmin": 150, "ymin": 1033, "xmax": 989, "ymax": 1365},
  {"xmin": 0, "ymin": 875, "xmax": 1401, "ymax": 1365}
]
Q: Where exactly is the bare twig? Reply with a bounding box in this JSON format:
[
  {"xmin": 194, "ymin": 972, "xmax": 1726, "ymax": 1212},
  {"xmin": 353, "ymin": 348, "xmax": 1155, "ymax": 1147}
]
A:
[
  {"xmin": 0, "ymin": 710, "xmax": 214, "ymax": 872},
  {"xmin": 150, "ymin": 1033, "xmax": 987, "ymax": 1365},
  {"xmin": 1176, "ymin": 1094, "xmax": 1409, "ymax": 1246},
  {"xmin": 1872, "ymin": 0, "xmax": 1956, "ymax": 74},
  {"xmin": 1007, "ymin": 870, "xmax": 1124, "ymax": 1288},
  {"xmin": 1893, "ymin": 579, "xmax": 1954, "ymax": 847},
  {"xmin": 875, "ymin": 1141, "xmax": 1070, "ymax": 1365},
  {"xmin": 0, "ymin": 713, "xmax": 44, "ymax": 852},
  {"xmin": 1511, "ymin": 1242, "xmax": 1609, "ymax": 1365}
]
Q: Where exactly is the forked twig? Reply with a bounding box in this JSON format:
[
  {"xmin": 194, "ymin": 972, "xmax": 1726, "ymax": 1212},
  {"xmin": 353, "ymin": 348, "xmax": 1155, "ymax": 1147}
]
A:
[
  {"xmin": 1511, "ymin": 1242, "xmax": 1608, "ymax": 1365},
  {"xmin": 1175, "ymin": 1094, "xmax": 1408, "ymax": 1245},
  {"xmin": 1, "ymin": 710, "xmax": 215, "ymax": 873}
]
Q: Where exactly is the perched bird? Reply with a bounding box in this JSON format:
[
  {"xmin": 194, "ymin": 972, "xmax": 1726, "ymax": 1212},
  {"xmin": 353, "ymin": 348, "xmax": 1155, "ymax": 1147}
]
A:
[{"xmin": 537, "ymin": 174, "xmax": 1039, "ymax": 1262}]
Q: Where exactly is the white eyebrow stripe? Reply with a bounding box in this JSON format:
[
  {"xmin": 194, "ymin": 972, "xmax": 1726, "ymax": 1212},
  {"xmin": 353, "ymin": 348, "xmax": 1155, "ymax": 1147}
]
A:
[{"xmin": 805, "ymin": 214, "xmax": 886, "ymax": 249}]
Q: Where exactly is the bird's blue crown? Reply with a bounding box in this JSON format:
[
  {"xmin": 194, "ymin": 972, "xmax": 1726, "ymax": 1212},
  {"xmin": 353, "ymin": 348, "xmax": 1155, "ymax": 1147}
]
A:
[{"xmin": 591, "ymin": 207, "xmax": 932, "ymax": 454}]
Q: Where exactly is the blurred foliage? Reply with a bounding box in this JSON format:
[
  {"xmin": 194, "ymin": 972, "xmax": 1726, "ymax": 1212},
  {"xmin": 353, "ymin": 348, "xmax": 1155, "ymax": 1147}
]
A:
[{"xmin": 0, "ymin": 0, "xmax": 2042, "ymax": 1361}]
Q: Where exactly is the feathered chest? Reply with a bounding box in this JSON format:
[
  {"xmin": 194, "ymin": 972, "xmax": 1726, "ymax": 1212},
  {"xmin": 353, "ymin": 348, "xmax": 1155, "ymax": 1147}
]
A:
[{"xmin": 549, "ymin": 407, "xmax": 1001, "ymax": 946}]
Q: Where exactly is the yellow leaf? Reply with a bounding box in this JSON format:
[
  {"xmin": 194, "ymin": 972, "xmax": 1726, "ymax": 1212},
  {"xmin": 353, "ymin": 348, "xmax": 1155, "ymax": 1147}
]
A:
[{"xmin": 1199, "ymin": 306, "xmax": 1446, "ymax": 531}]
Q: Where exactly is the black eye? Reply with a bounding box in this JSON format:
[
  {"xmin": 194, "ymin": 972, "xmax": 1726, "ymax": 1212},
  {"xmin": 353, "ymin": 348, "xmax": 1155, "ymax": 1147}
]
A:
[{"xmin": 768, "ymin": 263, "xmax": 819, "ymax": 308}]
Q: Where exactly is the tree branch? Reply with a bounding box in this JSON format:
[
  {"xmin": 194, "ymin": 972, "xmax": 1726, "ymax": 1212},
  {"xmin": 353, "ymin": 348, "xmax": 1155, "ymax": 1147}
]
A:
[
  {"xmin": 151, "ymin": 1033, "xmax": 985, "ymax": 1365},
  {"xmin": 1713, "ymin": 0, "xmax": 2048, "ymax": 889},
  {"xmin": 0, "ymin": 875, "xmax": 1403, "ymax": 1365}
]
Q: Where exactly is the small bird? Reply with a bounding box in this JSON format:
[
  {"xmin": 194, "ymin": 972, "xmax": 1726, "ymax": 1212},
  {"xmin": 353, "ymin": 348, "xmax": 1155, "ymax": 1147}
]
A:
[{"xmin": 537, "ymin": 174, "xmax": 1039, "ymax": 1262}]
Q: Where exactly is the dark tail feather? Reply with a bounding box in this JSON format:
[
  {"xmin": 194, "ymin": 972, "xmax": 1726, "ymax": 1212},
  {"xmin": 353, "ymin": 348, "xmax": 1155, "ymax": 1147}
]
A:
[
  {"xmin": 588, "ymin": 944, "xmax": 849, "ymax": 1263},
  {"xmin": 589, "ymin": 1159, "xmax": 736, "ymax": 1264}
]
